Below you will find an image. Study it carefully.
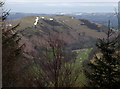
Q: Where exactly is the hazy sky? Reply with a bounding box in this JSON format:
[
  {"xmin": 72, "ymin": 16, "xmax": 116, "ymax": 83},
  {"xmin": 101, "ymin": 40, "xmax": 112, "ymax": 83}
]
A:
[
  {"xmin": 6, "ymin": 0, "xmax": 120, "ymax": 2},
  {"xmin": 4, "ymin": 0, "xmax": 119, "ymax": 13}
]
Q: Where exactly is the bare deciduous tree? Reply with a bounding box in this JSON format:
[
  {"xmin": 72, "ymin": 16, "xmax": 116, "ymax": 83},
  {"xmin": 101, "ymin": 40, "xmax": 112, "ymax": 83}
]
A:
[{"xmin": 26, "ymin": 33, "xmax": 81, "ymax": 87}]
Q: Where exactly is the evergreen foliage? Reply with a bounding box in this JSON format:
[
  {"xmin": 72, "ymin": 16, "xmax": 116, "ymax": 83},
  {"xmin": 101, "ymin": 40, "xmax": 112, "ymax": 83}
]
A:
[
  {"xmin": 0, "ymin": 1, "xmax": 24, "ymax": 87},
  {"xmin": 84, "ymin": 21, "xmax": 120, "ymax": 89}
]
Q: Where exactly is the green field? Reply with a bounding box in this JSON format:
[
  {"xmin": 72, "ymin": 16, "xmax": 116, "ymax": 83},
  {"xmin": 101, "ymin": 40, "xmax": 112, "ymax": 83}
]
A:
[
  {"xmin": 74, "ymin": 48, "xmax": 92, "ymax": 66},
  {"xmin": 73, "ymin": 48, "xmax": 92, "ymax": 86}
]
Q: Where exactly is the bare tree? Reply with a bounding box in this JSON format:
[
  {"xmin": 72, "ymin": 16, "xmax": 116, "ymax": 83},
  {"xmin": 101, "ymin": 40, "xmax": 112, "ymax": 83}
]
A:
[{"xmin": 26, "ymin": 33, "xmax": 81, "ymax": 87}]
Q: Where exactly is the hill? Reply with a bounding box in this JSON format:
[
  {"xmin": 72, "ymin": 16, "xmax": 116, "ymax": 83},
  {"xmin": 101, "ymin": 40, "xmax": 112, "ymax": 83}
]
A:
[
  {"xmin": 8, "ymin": 12, "xmax": 118, "ymax": 28},
  {"xmin": 8, "ymin": 15, "xmax": 107, "ymax": 55},
  {"xmin": 71, "ymin": 13, "xmax": 118, "ymax": 28},
  {"xmin": 7, "ymin": 15, "xmax": 109, "ymax": 86}
]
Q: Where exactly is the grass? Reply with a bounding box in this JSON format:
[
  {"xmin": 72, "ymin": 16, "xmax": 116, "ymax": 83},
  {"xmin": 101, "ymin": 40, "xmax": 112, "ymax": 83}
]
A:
[
  {"xmin": 73, "ymin": 48, "xmax": 92, "ymax": 86},
  {"xmin": 31, "ymin": 48, "xmax": 92, "ymax": 87},
  {"xmin": 75, "ymin": 48, "xmax": 92, "ymax": 62}
]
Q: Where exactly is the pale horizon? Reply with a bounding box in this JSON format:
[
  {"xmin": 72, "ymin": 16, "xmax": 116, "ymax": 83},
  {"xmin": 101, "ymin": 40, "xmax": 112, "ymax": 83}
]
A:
[
  {"xmin": 4, "ymin": 0, "xmax": 119, "ymax": 14},
  {"xmin": 6, "ymin": 0, "xmax": 120, "ymax": 3}
]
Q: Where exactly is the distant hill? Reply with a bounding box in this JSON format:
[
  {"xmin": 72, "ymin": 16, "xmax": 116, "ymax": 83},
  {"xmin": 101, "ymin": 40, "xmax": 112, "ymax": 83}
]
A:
[
  {"xmin": 70, "ymin": 13, "xmax": 118, "ymax": 29},
  {"xmin": 8, "ymin": 12, "xmax": 118, "ymax": 28},
  {"xmin": 9, "ymin": 15, "xmax": 107, "ymax": 56},
  {"xmin": 7, "ymin": 12, "xmax": 55, "ymax": 20}
]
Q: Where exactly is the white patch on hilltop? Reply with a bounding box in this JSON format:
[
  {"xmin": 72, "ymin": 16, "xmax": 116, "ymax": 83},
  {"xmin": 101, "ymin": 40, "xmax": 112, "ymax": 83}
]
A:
[
  {"xmin": 41, "ymin": 17, "xmax": 45, "ymax": 19},
  {"xmin": 6, "ymin": 24, "xmax": 12, "ymax": 27},
  {"xmin": 49, "ymin": 18, "xmax": 53, "ymax": 21},
  {"xmin": 34, "ymin": 17, "xmax": 39, "ymax": 26},
  {"xmin": 9, "ymin": 24, "xmax": 12, "ymax": 26}
]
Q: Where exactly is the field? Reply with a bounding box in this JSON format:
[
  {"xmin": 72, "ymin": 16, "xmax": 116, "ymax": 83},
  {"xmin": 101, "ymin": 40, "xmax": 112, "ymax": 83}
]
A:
[{"xmin": 74, "ymin": 48, "xmax": 92, "ymax": 86}]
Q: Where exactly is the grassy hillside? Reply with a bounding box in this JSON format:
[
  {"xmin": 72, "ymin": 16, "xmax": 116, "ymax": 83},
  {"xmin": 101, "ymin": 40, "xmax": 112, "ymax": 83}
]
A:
[
  {"xmin": 6, "ymin": 15, "xmax": 110, "ymax": 87},
  {"xmin": 11, "ymin": 15, "xmax": 107, "ymax": 38},
  {"xmin": 74, "ymin": 48, "xmax": 92, "ymax": 86},
  {"xmin": 8, "ymin": 15, "xmax": 108, "ymax": 54}
]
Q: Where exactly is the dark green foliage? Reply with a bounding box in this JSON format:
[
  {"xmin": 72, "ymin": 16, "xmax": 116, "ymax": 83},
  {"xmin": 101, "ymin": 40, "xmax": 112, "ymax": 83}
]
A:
[
  {"xmin": 84, "ymin": 22, "xmax": 120, "ymax": 89},
  {"xmin": 1, "ymin": 2, "xmax": 24, "ymax": 87}
]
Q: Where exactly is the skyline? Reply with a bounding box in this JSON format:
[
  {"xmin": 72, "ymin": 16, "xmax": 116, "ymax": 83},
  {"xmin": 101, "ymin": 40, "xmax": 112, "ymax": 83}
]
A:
[
  {"xmin": 6, "ymin": 0, "xmax": 120, "ymax": 2},
  {"xmin": 4, "ymin": 1, "xmax": 119, "ymax": 14}
]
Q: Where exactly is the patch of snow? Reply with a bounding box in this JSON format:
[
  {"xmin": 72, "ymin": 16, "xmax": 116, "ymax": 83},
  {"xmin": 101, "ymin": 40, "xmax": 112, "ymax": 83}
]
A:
[
  {"xmin": 41, "ymin": 17, "xmax": 45, "ymax": 19},
  {"xmin": 34, "ymin": 22, "xmax": 37, "ymax": 25},
  {"xmin": 6, "ymin": 24, "xmax": 12, "ymax": 27},
  {"xmin": 34, "ymin": 17, "xmax": 39, "ymax": 26},
  {"xmin": 49, "ymin": 18, "xmax": 53, "ymax": 21},
  {"xmin": 81, "ymin": 23, "xmax": 85, "ymax": 25},
  {"xmin": 9, "ymin": 24, "xmax": 12, "ymax": 26}
]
